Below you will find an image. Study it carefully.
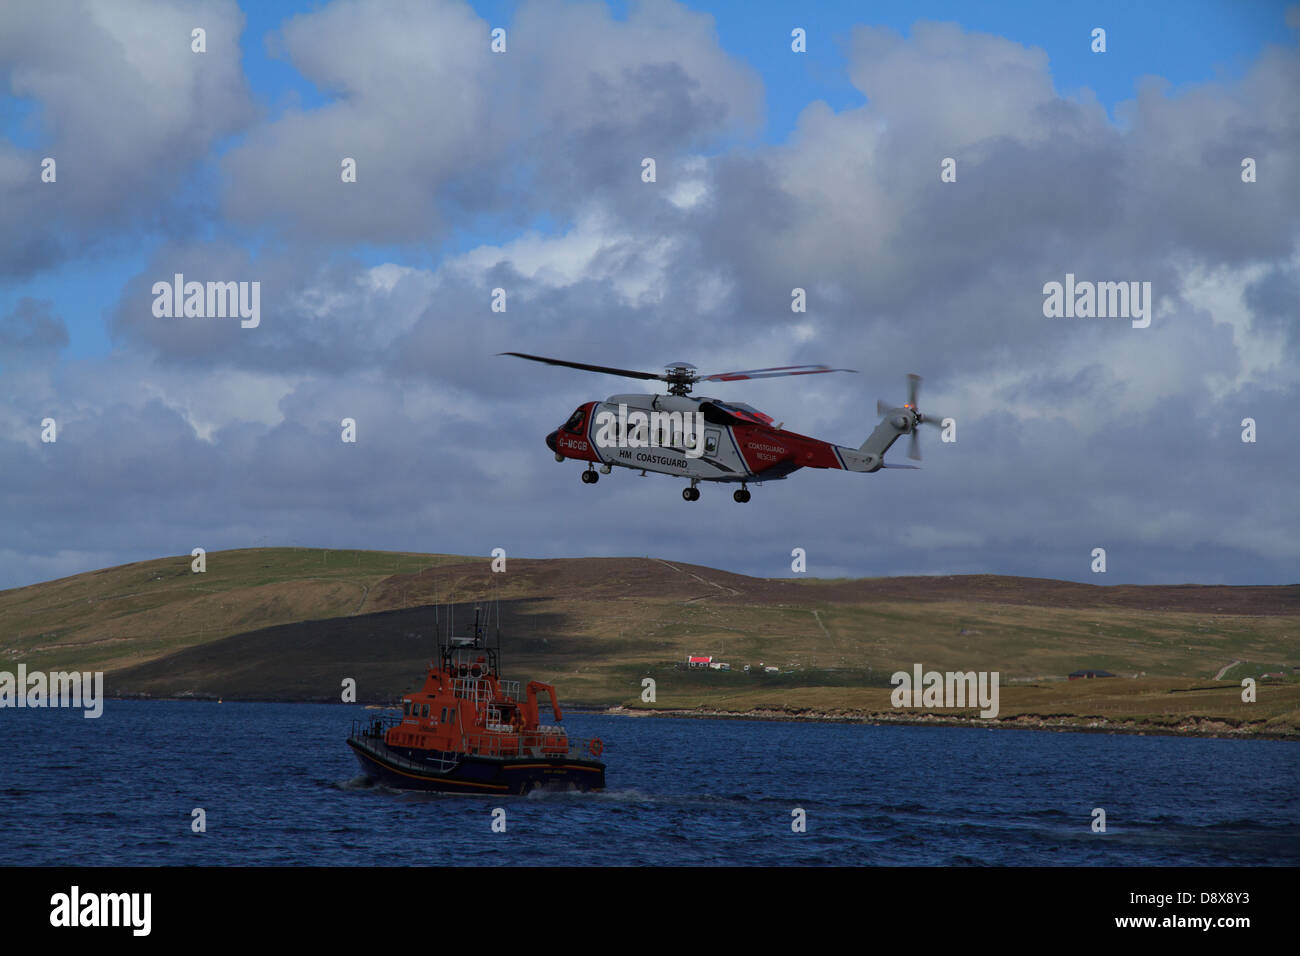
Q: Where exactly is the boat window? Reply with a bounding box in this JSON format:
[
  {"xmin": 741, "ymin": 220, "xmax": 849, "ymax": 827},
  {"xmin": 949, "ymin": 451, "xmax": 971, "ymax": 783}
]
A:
[
  {"xmin": 440, "ymin": 708, "xmax": 447, "ymax": 724},
  {"xmin": 563, "ymin": 407, "xmax": 586, "ymax": 433},
  {"xmin": 403, "ymin": 700, "xmax": 411, "ymax": 716},
  {"xmin": 421, "ymin": 703, "xmax": 429, "ymax": 718}
]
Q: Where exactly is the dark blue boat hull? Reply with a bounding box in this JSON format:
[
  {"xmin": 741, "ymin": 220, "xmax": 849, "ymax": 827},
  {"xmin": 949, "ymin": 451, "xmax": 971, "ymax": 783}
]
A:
[{"xmin": 347, "ymin": 735, "xmax": 605, "ymax": 795}]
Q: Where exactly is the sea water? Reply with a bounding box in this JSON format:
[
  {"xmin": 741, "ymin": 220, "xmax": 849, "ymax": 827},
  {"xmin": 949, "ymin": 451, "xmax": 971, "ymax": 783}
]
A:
[{"xmin": 3, "ymin": 701, "xmax": 1296, "ymax": 866}]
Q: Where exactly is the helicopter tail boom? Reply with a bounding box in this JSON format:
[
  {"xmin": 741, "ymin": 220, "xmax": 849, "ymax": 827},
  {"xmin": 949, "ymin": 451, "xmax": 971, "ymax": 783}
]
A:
[{"xmin": 847, "ymin": 415, "xmax": 910, "ymax": 471}]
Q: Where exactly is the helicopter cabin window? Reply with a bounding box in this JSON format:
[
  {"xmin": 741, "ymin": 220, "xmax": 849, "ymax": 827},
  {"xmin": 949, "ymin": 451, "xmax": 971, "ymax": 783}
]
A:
[
  {"xmin": 563, "ymin": 407, "xmax": 586, "ymax": 433},
  {"xmin": 704, "ymin": 430, "xmax": 720, "ymax": 456}
]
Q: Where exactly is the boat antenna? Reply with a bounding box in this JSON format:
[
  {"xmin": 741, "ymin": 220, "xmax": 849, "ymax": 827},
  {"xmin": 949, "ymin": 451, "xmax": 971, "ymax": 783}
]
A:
[
  {"xmin": 490, "ymin": 577, "xmax": 501, "ymax": 655},
  {"xmin": 430, "ymin": 566, "xmax": 440, "ymax": 654}
]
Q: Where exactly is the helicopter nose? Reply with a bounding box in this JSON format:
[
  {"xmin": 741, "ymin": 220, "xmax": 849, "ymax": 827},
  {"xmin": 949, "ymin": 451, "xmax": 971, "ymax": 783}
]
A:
[{"xmin": 545, "ymin": 430, "xmax": 558, "ymax": 452}]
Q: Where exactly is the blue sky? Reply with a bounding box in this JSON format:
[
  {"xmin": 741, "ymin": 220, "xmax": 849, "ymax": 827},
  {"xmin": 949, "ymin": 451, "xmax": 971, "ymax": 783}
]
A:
[{"xmin": 2, "ymin": 0, "xmax": 1293, "ymax": 361}]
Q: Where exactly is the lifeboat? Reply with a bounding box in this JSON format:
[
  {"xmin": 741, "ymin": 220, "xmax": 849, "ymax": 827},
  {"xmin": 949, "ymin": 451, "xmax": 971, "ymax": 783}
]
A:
[{"xmin": 346, "ymin": 607, "xmax": 605, "ymax": 794}]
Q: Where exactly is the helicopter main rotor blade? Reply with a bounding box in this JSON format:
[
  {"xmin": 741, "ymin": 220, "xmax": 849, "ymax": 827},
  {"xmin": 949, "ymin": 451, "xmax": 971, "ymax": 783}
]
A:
[
  {"xmin": 500, "ymin": 352, "xmax": 663, "ymax": 382},
  {"xmin": 700, "ymin": 365, "xmax": 856, "ymax": 382}
]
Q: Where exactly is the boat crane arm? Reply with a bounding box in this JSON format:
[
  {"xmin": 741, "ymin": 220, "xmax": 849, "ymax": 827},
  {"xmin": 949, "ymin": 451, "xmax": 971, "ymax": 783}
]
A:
[{"xmin": 523, "ymin": 680, "xmax": 563, "ymax": 727}]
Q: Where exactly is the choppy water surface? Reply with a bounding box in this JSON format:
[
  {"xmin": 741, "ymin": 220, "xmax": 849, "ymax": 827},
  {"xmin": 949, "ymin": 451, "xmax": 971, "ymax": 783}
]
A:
[{"xmin": 4, "ymin": 702, "xmax": 1297, "ymax": 865}]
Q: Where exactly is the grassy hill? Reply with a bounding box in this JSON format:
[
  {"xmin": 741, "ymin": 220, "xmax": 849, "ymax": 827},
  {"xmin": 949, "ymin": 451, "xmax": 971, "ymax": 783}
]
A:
[
  {"xmin": 0, "ymin": 548, "xmax": 472, "ymax": 673},
  {"xmin": 2, "ymin": 548, "xmax": 1297, "ymax": 736}
]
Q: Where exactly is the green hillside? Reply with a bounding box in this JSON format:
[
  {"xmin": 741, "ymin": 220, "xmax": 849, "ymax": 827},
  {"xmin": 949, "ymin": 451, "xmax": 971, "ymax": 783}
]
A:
[{"xmin": 2, "ymin": 548, "xmax": 1297, "ymax": 736}]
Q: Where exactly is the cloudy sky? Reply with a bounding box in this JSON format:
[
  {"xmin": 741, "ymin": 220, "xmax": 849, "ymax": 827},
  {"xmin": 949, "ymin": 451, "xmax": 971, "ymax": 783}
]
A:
[{"xmin": 1, "ymin": 0, "xmax": 1297, "ymax": 591}]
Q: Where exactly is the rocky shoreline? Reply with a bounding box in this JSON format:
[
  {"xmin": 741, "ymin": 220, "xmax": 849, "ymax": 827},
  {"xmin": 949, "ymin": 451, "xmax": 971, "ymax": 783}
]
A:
[
  {"xmin": 603, "ymin": 705, "xmax": 1299, "ymax": 741},
  {"xmin": 99, "ymin": 695, "xmax": 1296, "ymax": 740}
]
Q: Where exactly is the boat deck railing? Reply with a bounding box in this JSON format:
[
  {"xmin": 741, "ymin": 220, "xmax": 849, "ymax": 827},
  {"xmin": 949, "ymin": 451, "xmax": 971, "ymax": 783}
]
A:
[
  {"xmin": 460, "ymin": 729, "xmax": 604, "ymax": 762},
  {"xmin": 354, "ymin": 713, "xmax": 401, "ymax": 737},
  {"xmin": 349, "ymin": 716, "xmax": 461, "ymax": 774},
  {"xmin": 451, "ymin": 677, "xmax": 522, "ymax": 703},
  {"xmin": 453, "ymin": 677, "xmax": 494, "ymax": 702}
]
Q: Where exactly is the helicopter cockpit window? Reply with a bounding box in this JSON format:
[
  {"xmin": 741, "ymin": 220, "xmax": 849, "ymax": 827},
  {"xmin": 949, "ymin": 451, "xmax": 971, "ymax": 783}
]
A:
[{"xmin": 563, "ymin": 407, "xmax": 586, "ymax": 433}]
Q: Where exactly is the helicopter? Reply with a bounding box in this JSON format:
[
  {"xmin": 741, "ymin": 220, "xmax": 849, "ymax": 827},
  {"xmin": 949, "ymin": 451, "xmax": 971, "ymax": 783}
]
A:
[{"xmin": 503, "ymin": 352, "xmax": 950, "ymax": 502}]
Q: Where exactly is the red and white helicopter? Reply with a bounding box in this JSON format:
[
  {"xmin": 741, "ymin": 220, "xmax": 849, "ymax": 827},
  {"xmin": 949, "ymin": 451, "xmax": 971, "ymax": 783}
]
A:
[{"xmin": 504, "ymin": 352, "xmax": 949, "ymax": 502}]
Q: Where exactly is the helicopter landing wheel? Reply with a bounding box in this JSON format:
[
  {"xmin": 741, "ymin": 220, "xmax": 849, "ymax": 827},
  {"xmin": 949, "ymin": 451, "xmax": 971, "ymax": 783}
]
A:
[
  {"xmin": 733, "ymin": 488, "xmax": 750, "ymax": 503},
  {"xmin": 682, "ymin": 487, "xmax": 700, "ymax": 502},
  {"xmin": 582, "ymin": 469, "xmax": 599, "ymax": 484}
]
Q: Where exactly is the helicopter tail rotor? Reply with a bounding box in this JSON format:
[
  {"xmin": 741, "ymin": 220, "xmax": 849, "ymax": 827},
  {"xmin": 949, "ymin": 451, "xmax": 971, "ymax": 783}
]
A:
[{"xmin": 857, "ymin": 374, "xmax": 950, "ymax": 468}]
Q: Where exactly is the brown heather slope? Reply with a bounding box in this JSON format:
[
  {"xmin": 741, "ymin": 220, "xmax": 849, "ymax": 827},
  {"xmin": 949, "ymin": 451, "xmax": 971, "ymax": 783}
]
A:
[
  {"xmin": 376, "ymin": 558, "xmax": 1300, "ymax": 615},
  {"xmin": 3, "ymin": 549, "xmax": 1298, "ymax": 735},
  {"xmin": 783, "ymin": 574, "xmax": 1300, "ymax": 615}
]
